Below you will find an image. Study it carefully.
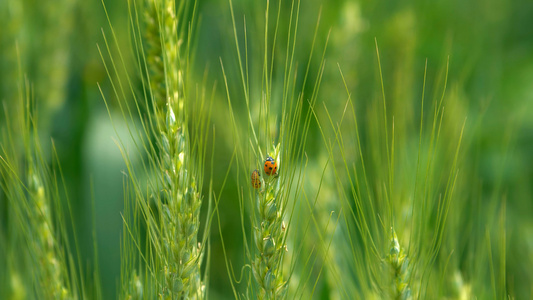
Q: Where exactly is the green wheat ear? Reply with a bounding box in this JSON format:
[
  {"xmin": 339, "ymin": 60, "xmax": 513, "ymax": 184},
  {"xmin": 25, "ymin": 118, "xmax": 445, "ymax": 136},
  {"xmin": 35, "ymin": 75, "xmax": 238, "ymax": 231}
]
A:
[
  {"xmin": 388, "ymin": 228, "xmax": 411, "ymax": 300},
  {"xmin": 0, "ymin": 73, "xmax": 83, "ymax": 299},
  {"xmin": 252, "ymin": 145, "xmax": 289, "ymax": 299},
  {"xmin": 143, "ymin": 0, "xmax": 204, "ymax": 297},
  {"xmin": 157, "ymin": 106, "xmax": 204, "ymax": 298},
  {"xmin": 28, "ymin": 172, "xmax": 70, "ymax": 300},
  {"xmin": 219, "ymin": 0, "xmax": 330, "ymax": 297},
  {"xmin": 101, "ymin": 0, "xmax": 209, "ymax": 298},
  {"xmin": 143, "ymin": 0, "xmax": 183, "ymax": 115}
]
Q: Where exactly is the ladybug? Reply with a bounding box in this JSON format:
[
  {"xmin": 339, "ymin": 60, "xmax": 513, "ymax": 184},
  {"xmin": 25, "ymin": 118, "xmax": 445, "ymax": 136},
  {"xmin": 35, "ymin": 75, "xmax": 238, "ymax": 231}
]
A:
[
  {"xmin": 264, "ymin": 156, "xmax": 278, "ymax": 176},
  {"xmin": 251, "ymin": 169, "xmax": 261, "ymax": 189}
]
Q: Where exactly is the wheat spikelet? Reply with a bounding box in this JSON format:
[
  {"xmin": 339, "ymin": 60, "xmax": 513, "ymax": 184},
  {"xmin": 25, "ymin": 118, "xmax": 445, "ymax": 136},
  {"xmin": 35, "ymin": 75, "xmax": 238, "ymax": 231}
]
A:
[
  {"xmin": 388, "ymin": 228, "xmax": 411, "ymax": 300},
  {"xmin": 252, "ymin": 147, "xmax": 288, "ymax": 299},
  {"xmin": 142, "ymin": 0, "xmax": 203, "ymax": 298},
  {"xmin": 28, "ymin": 172, "xmax": 70, "ymax": 299}
]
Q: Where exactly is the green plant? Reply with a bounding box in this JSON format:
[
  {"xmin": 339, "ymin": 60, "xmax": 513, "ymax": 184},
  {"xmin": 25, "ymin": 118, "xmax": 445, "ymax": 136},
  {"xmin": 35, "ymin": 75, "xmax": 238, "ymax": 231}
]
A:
[
  {"xmin": 0, "ymin": 76, "xmax": 90, "ymax": 299},
  {"xmin": 250, "ymin": 146, "xmax": 288, "ymax": 299},
  {"xmin": 218, "ymin": 0, "xmax": 332, "ymax": 298},
  {"xmin": 2, "ymin": 0, "xmax": 531, "ymax": 298},
  {"xmin": 100, "ymin": 0, "xmax": 212, "ymax": 298}
]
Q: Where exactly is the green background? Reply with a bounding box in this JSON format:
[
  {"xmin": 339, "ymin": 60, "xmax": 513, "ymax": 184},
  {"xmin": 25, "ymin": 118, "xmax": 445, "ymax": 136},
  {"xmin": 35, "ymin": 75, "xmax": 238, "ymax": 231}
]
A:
[{"xmin": 1, "ymin": 0, "xmax": 532, "ymax": 298}]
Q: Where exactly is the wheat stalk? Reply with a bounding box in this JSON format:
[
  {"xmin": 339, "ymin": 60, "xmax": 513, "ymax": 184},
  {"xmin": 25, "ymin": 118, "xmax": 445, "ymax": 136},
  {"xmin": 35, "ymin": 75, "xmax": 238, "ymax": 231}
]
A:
[
  {"xmin": 28, "ymin": 170, "xmax": 71, "ymax": 300},
  {"xmin": 156, "ymin": 108, "xmax": 203, "ymax": 298},
  {"xmin": 0, "ymin": 80, "xmax": 73, "ymax": 299},
  {"xmin": 142, "ymin": 0, "xmax": 203, "ymax": 298},
  {"xmin": 143, "ymin": 0, "xmax": 183, "ymax": 118},
  {"xmin": 251, "ymin": 147, "xmax": 288, "ymax": 299}
]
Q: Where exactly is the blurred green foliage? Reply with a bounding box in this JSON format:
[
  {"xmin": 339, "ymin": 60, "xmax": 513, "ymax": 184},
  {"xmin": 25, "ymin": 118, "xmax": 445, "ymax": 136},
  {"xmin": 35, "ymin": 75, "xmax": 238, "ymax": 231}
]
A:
[{"xmin": 1, "ymin": 0, "xmax": 532, "ymax": 299}]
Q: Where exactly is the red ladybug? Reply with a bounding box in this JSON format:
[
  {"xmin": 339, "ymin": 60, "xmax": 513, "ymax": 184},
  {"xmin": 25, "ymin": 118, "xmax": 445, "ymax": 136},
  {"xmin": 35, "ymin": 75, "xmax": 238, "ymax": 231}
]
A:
[
  {"xmin": 264, "ymin": 156, "xmax": 278, "ymax": 176},
  {"xmin": 251, "ymin": 169, "xmax": 261, "ymax": 189}
]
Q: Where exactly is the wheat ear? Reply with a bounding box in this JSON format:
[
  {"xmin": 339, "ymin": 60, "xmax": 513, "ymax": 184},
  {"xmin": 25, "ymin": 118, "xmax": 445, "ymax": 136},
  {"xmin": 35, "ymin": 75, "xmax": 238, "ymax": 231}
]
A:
[{"xmin": 143, "ymin": 0, "xmax": 203, "ymax": 298}]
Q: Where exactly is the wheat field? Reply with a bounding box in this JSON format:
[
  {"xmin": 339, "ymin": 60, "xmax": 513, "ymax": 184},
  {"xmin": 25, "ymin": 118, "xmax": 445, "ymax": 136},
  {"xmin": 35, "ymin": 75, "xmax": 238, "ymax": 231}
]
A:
[{"xmin": 1, "ymin": 0, "xmax": 532, "ymax": 299}]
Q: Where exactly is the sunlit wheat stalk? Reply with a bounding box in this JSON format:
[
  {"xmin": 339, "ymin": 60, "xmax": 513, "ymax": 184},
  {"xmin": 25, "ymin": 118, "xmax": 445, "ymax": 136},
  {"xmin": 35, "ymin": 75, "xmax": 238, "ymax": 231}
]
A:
[{"xmin": 143, "ymin": 0, "xmax": 203, "ymax": 298}]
